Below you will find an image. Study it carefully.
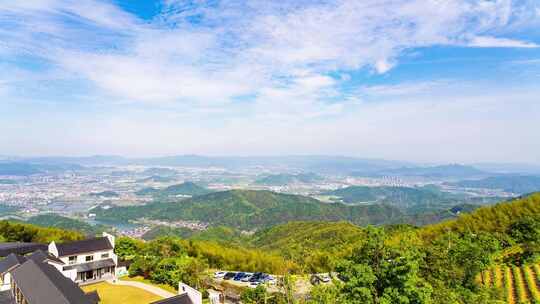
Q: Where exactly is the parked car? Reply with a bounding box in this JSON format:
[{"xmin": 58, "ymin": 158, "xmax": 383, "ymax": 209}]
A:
[
  {"xmin": 249, "ymin": 272, "xmax": 263, "ymax": 282},
  {"xmin": 234, "ymin": 272, "xmax": 246, "ymax": 281},
  {"xmin": 261, "ymin": 275, "xmax": 276, "ymax": 284},
  {"xmin": 310, "ymin": 274, "xmax": 331, "ymax": 285},
  {"xmin": 223, "ymin": 272, "xmax": 236, "ymax": 280},
  {"xmin": 214, "ymin": 271, "xmax": 226, "ymax": 279},
  {"xmin": 241, "ymin": 273, "xmax": 254, "ymax": 282},
  {"xmin": 320, "ymin": 274, "xmax": 331, "ymax": 283}
]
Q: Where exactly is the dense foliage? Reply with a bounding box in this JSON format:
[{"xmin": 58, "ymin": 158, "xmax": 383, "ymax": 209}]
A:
[
  {"xmin": 115, "ymin": 236, "xmax": 296, "ymax": 279},
  {"xmin": 4, "ymin": 192, "xmax": 540, "ymax": 303},
  {"xmin": 303, "ymin": 193, "xmax": 540, "ymax": 303},
  {"xmin": 95, "ymin": 189, "xmax": 406, "ymax": 229},
  {"xmin": 249, "ymin": 221, "xmax": 365, "ymax": 273},
  {"xmin": 325, "ymin": 185, "xmax": 498, "ymax": 212},
  {"xmin": 135, "ymin": 182, "xmax": 212, "ymax": 197},
  {"xmin": 0, "ymin": 220, "xmax": 84, "ymax": 243},
  {"xmin": 25, "ymin": 214, "xmax": 107, "ymax": 235}
]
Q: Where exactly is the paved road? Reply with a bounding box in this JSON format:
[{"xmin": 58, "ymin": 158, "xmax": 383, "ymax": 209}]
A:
[{"xmin": 107, "ymin": 279, "xmax": 176, "ymax": 298}]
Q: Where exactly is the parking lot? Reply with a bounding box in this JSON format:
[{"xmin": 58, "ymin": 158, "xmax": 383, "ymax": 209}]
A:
[{"xmin": 213, "ymin": 271, "xmax": 277, "ymax": 289}]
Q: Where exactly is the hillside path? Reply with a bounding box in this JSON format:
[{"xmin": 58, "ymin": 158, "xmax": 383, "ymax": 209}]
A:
[{"xmin": 107, "ymin": 279, "xmax": 176, "ymax": 298}]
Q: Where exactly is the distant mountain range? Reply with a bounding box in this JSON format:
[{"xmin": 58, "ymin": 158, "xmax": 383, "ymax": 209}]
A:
[
  {"xmin": 324, "ymin": 185, "xmax": 499, "ymax": 212},
  {"xmin": 6, "ymin": 155, "xmax": 411, "ymax": 174},
  {"xmin": 361, "ymin": 164, "xmax": 487, "ymax": 178},
  {"xmin": 95, "ymin": 189, "xmax": 408, "ymax": 229},
  {"xmin": 142, "ymin": 167, "xmax": 178, "ymax": 176},
  {"xmin": 135, "ymin": 181, "xmax": 212, "ymax": 197},
  {"xmin": 4, "ymin": 155, "xmax": 539, "ymax": 177},
  {"xmin": 326, "ymin": 185, "xmax": 454, "ymax": 206},
  {"xmin": 447, "ymin": 175, "xmax": 540, "ymax": 194},
  {"xmin": 0, "ymin": 162, "xmax": 83, "ymax": 176},
  {"xmin": 94, "ymin": 188, "xmax": 477, "ymax": 229}
]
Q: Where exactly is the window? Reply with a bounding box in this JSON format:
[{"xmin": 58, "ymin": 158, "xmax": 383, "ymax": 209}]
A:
[
  {"xmin": 68, "ymin": 256, "xmax": 77, "ymax": 265},
  {"xmin": 101, "ymin": 253, "xmax": 109, "ymax": 259},
  {"xmin": 85, "ymin": 255, "xmax": 94, "ymax": 262}
]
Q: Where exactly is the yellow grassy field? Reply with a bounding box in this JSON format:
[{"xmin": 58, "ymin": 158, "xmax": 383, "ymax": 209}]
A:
[
  {"xmin": 479, "ymin": 264, "xmax": 540, "ymax": 304},
  {"xmin": 81, "ymin": 282, "xmax": 163, "ymax": 304},
  {"xmin": 120, "ymin": 276, "xmax": 177, "ymax": 294}
]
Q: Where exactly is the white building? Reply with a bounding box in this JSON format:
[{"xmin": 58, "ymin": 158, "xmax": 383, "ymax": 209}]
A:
[{"xmin": 48, "ymin": 232, "xmax": 118, "ymax": 283}]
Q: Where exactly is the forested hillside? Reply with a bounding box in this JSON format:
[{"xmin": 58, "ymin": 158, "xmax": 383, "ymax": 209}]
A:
[
  {"xmin": 135, "ymin": 181, "xmax": 212, "ymax": 197},
  {"xmin": 0, "ymin": 221, "xmax": 83, "ymax": 243},
  {"xmin": 95, "ymin": 189, "xmax": 406, "ymax": 229},
  {"xmin": 3, "ymin": 193, "xmax": 540, "ymax": 303},
  {"xmin": 324, "ymin": 185, "xmax": 500, "ymax": 212},
  {"xmin": 422, "ymin": 193, "xmax": 540, "ymax": 238},
  {"xmin": 25, "ymin": 214, "xmax": 107, "ymax": 235}
]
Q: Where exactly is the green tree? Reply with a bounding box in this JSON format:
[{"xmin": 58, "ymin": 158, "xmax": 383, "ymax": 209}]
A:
[
  {"xmin": 307, "ymin": 284, "xmax": 344, "ymax": 304},
  {"xmin": 115, "ymin": 237, "xmax": 142, "ymax": 258},
  {"xmin": 337, "ymin": 226, "xmax": 433, "ymax": 304},
  {"xmin": 150, "ymin": 256, "xmax": 207, "ymax": 289},
  {"xmin": 241, "ymin": 285, "xmax": 275, "ymax": 304}
]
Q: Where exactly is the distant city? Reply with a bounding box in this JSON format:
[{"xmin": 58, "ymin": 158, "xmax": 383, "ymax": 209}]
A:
[{"xmin": 2, "ymin": 155, "xmax": 537, "ymax": 239}]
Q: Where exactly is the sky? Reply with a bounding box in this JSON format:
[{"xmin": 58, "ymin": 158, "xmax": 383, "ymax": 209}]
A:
[{"xmin": 0, "ymin": 0, "xmax": 539, "ymax": 164}]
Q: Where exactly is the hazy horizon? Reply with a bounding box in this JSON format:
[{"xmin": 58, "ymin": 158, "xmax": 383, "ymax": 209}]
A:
[
  {"xmin": 3, "ymin": 153, "xmax": 540, "ymax": 168},
  {"xmin": 1, "ymin": 1, "xmax": 539, "ymax": 164}
]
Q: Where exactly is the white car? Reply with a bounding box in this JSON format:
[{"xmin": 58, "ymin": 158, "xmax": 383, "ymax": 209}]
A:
[
  {"xmin": 320, "ymin": 274, "xmax": 331, "ymax": 283},
  {"xmin": 241, "ymin": 273, "xmax": 253, "ymax": 282},
  {"xmin": 214, "ymin": 271, "xmax": 226, "ymax": 279}
]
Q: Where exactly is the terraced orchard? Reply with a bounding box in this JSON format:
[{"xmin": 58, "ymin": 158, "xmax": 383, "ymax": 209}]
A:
[{"xmin": 479, "ymin": 264, "xmax": 540, "ymax": 303}]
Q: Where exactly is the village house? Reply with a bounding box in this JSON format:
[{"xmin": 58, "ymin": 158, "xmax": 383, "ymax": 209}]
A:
[
  {"xmin": 48, "ymin": 232, "xmax": 118, "ymax": 283},
  {"xmin": 0, "ymin": 233, "xmax": 202, "ymax": 304},
  {"xmin": 0, "ymin": 254, "xmax": 100, "ymax": 304}
]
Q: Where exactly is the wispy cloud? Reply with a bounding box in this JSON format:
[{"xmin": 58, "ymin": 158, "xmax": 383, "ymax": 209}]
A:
[
  {"xmin": 0, "ymin": 0, "xmax": 539, "ymax": 161},
  {"xmin": 1, "ymin": 0, "xmax": 538, "ymax": 107},
  {"xmin": 468, "ymin": 36, "xmax": 538, "ymax": 48}
]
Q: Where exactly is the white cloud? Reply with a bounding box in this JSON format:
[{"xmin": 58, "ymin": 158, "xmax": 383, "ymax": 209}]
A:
[
  {"xmin": 468, "ymin": 36, "xmax": 538, "ymax": 48},
  {"xmin": 360, "ymin": 81, "xmax": 454, "ymax": 98},
  {"xmin": 1, "ymin": 0, "xmax": 539, "ymax": 106},
  {"xmin": 374, "ymin": 60, "xmax": 395, "ymax": 74},
  {"xmin": 0, "ymin": 0, "xmax": 540, "ymax": 161}
]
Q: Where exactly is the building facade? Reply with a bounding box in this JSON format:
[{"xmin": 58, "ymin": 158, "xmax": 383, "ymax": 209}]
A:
[{"xmin": 48, "ymin": 232, "xmax": 118, "ymax": 283}]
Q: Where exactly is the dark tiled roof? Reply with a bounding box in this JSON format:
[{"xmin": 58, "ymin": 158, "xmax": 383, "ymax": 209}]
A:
[
  {"xmin": 27, "ymin": 250, "xmax": 65, "ymax": 265},
  {"xmin": 0, "ymin": 253, "xmax": 27, "ymax": 274},
  {"xmin": 84, "ymin": 291, "xmax": 100, "ymax": 304},
  {"xmin": 56, "ymin": 237, "xmax": 112, "ymax": 257},
  {"xmin": 62, "ymin": 258, "xmax": 115, "ymax": 272},
  {"xmin": 0, "ymin": 243, "xmax": 47, "ymax": 257},
  {"xmin": 151, "ymin": 294, "xmax": 195, "ymax": 304},
  {"xmin": 11, "ymin": 259, "xmax": 95, "ymax": 304},
  {"xmin": 0, "ymin": 291, "xmax": 15, "ymax": 304}
]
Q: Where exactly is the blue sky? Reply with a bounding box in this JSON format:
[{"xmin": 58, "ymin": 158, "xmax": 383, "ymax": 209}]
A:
[{"xmin": 0, "ymin": 0, "xmax": 539, "ymax": 163}]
